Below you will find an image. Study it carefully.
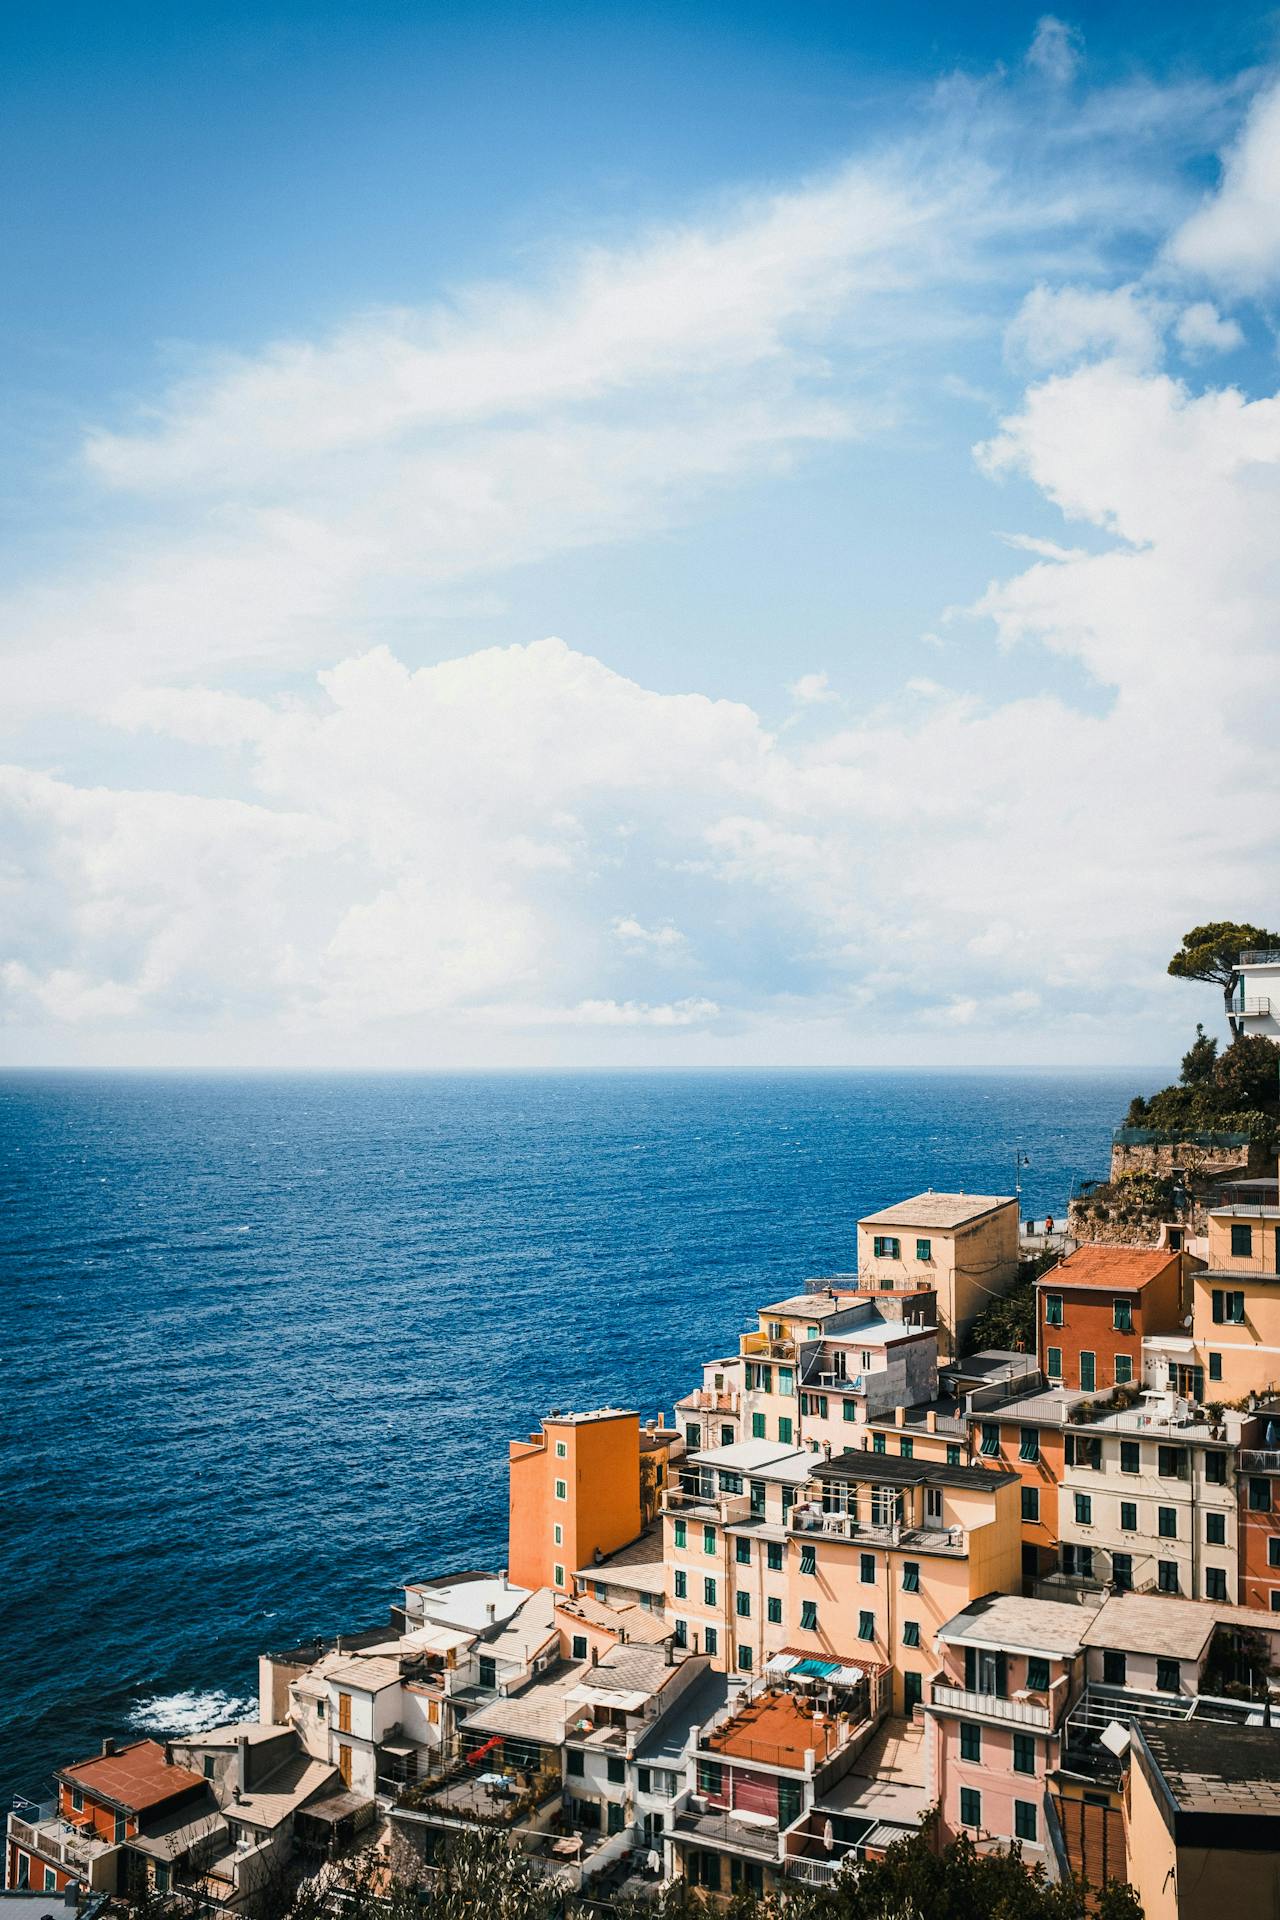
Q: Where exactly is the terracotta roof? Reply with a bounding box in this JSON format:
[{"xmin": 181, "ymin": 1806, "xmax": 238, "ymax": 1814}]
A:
[
  {"xmin": 59, "ymin": 1739, "xmax": 205, "ymax": 1813},
  {"xmin": 1037, "ymin": 1245, "xmax": 1177, "ymax": 1292}
]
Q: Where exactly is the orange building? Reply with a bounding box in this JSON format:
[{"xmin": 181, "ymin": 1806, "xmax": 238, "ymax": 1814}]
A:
[
  {"xmin": 1036, "ymin": 1245, "xmax": 1188, "ymax": 1394},
  {"xmin": 508, "ymin": 1407, "xmax": 642, "ymax": 1596},
  {"xmin": 6, "ymin": 1738, "xmax": 207, "ymax": 1895}
]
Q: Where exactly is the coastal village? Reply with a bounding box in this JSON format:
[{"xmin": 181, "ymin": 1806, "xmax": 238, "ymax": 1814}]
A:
[{"xmin": 10, "ymin": 946, "xmax": 1280, "ymax": 1918}]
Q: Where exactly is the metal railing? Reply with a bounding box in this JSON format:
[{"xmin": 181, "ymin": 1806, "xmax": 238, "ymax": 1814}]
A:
[
  {"xmin": 1234, "ymin": 998, "xmax": 1273, "ymax": 1017},
  {"xmin": 1240, "ymin": 951, "xmax": 1280, "ymax": 966},
  {"xmin": 1239, "ymin": 1450, "xmax": 1280, "ymax": 1471},
  {"xmin": 931, "ymin": 1683, "xmax": 1052, "ymax": 1728}
]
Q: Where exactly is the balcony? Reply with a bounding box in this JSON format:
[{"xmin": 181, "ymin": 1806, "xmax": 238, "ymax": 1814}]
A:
[
  {"xmin": 1234, "ymin": 998, "xmax": 1273, "ymax": 1018},
  {"xmin": 7, "ymin": 1808, "xmax": 115, "ymax": 1871},
  {"xmin": 809, "ymin": 1372, "xmax": 865, "ymax": 1393},
  {"xmin": 676, "ymin": 1388, "xmax": 742, "ymax": 1414},
  {"xmin": 664, "ymin": 1486, "xmax": 750, "ymax": 1522},
  {"xmin": 742, "ymin": 1333, "xmax": 796, "ymax": 1361},
  {"xmin": 930, "ymin": 1683, "xmax": 1052, "ymax": 1730},
  {"xmin": 1239, "ymin": 951, "xmax": 1280, "ymax": 966},
  {"xmin": 790, "ymin": 1509, "xmax": 966, "ymax": 1555},
  {"xmin": 1239, "ymin": 1450, "xmax": 1280, "ymax": 1472}
]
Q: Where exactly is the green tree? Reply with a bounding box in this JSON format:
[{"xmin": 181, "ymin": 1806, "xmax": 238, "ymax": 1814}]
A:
[
  {"xmin": 1167, "ymin": 922, "xmax": 1280, "ymax": 1022},
  {"xmin": 1179, "ymin": 1023, "xmax": 1218, "ymax": 1086},
  {"xmin": 1212, "ymin": 1033, "xmax": 1280, "ymax": 1111}
]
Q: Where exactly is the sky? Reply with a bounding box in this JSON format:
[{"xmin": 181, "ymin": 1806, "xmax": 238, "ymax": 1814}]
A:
[{"xmin": 2, "ymin": 0, "xmax": 1280, "ymax": 1070}]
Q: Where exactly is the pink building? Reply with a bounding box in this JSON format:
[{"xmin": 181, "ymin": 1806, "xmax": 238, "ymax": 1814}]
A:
[{"xmin": 925, "ymin": 1593, "xmax": 1093, "ymax": 1864}]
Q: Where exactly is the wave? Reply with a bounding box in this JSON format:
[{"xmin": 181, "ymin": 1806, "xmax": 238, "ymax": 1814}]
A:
[{"xmin": 129, "ymin": 1689, "xmax": 254, "ymax": 1734}]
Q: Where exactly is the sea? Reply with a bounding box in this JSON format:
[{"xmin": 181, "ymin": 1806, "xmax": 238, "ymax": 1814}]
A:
[{"xmin": 0, "ymin": 1066, "xmax": 1154, "ymax": 1803}]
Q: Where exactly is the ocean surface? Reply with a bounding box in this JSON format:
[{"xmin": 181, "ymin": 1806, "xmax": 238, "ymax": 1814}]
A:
[{"xmin": 0, "ymin": 1067, "xmax": 1153, "ymax": 1802}]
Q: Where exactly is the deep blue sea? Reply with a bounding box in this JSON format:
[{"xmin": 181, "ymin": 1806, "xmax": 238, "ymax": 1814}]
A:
[{"xmin": 0, "ymin": 1068, "xmax": 1153, "ymax": 1803}]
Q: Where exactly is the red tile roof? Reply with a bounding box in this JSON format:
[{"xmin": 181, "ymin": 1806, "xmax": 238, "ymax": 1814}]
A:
[
  {"xmin": 1038, "ymin": 1245, "xmax": 1178, "ymax": 1292},
  {"xmin": 59, "ymin": 1739, "xmax": 205, "ymax": 1813}
]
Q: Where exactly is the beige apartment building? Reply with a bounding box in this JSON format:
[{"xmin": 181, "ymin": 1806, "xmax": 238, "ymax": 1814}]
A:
[{"xmin": 856, "ymin": 1193, "xmax": 1020, "ymax": 1358}]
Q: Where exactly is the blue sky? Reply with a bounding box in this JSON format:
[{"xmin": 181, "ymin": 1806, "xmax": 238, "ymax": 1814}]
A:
[{"xmin": 2, "ymin": 2, "xmax": 1279, "ymax": 1066}]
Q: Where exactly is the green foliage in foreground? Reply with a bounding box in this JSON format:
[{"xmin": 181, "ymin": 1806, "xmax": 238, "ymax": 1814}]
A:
[
  {"xmin": 220, "ymin": 1819, "xmax": 1142, "ymax": 1920},
  {"xmin": 965, "ymin": 1249, "xmax": 1060, "ymax": 1357},
  {"xmin": 1124, "ymin": 1029, "xmax": 1280, "ymax": 1146}
]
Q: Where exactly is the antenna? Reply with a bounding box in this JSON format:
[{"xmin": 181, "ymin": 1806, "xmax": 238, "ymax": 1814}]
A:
[{"xmin": 1015, "ymin": 1149, "xmax": 1030, "ymax": 1205}]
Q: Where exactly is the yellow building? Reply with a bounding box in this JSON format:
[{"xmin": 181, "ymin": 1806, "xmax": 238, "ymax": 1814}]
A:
[
  {"xmin": 1193, "ymin": 1184, "xmax": 1280, "ymax": 1400},
  {"xmin": 855, "ymin": 1193, "xmax": 1020, "ymax": 1358},
  {"xmin": 1126, "ymin": 1719, "xmax": 1280, "ymax": 1920},
  {"xmin": 508, "ymin": 1407, "xmax": 641, "ymax": 1596},
  {"xmin": 784, "ymin": 1451, "xmax": 1022, "ymax": 1715}
]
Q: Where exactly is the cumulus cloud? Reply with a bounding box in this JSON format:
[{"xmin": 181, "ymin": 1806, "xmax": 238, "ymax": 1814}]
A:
[
  {"xmin": 612, "ymin": 918, "xmax": 687, "ymax": 950},
  {"xmin": 1005, "ymin": 283, "xmax": 1166, "ymax": 371},
  {"xmin": 1174, "ymin": 300, "xmax": 1245, "ymax": 357},
  {"xmin": 1168, "ymin": 80, "xmax": 1280, "ymax": 293},
  {"xmin": 788, "ymin": 672, "xmax": 839, "ymax": 706}
]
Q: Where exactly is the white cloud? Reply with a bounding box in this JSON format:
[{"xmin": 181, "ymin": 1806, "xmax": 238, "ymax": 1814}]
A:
[
  {"xmin": 1168, "ymin": 80, "xmax": 1280, "ymax": 293},
  {"xmin": 1174, "ymin": 300, "xmax": 1245, "ymax": 356},
  {"xmin": 1027, "ymin": 17, "xmax": 1084, "ymax": 86},
  {"xmin": 612, "ymin": 917, "xmax": 687, "ymax": 950},
  {"xmin": 788, "ymin": 671, "xmax": 839, "ymax": 706},
  {"xmin": 1005, "ymin": 283, "xmax": 1166, "ymax": 371}
]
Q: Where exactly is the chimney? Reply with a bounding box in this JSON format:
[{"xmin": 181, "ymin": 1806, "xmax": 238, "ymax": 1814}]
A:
[
  {"xmin": 665, "ymin": 1638, "xmax": 675, "ymax": 1666},
  {"xmin": 101, "ymin": 1737, "xmax": 116, "ymax": 1758},
  {"xmin": 591, "ymin": 1646, "xmax": 599, "ymax": 1666},
  {"xmin": 163, "ymin": 1741, "xmax": 174, "ymax": 1766},
  {"xmin": 486, "ymin": 1603, "xmax": 497, "ymax": 1623},
  {"xmin": 894, "ymin": 1405, "xmax": 906, "ymax": 1427},
  {"xmin": 926, "ymin": 1411, "xmax": 937, "ymax": 1433},
  {"xmin": 236, "ymin": 1733, "xmax": 250, "ymax": 1795}
]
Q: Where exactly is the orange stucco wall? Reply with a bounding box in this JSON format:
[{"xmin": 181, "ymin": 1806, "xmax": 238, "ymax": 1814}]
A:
[{"xmin": 508, "ymin": 1411, "xmax": 641, "ymax": 1594}]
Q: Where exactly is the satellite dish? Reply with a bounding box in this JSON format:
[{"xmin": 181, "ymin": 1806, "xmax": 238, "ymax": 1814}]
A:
[
  {"xmin": 1183, "ymin": 1315, "xmax": 1193, "ymax": 1328},
  {"xmin": 1100, "ymin": 1721, "xmax": 1131, "ymax": 1759}
]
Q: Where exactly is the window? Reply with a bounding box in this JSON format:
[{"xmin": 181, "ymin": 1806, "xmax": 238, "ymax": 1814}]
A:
[
  {"xmin": 43, "ymin": 1869, "xmax": 57, "ymax": 1894},
  {"xmin": 1209, "ymin": 1352, "xmax": 1223, "ymax": 1382},
  {"xmin": 71, "ymin": 1788, "xmax": 84, "ymax": 1811},
  {"xmin": 1206, "ymin": 1451, "xmax": 1227, "ymax": 1485},
  {"xmin": 736, "ymin": 1537, "xmax": 752, "ymax": 1564},
  {"xmin": 860, "ymin": 1553, "xmax": 876, "ymax": 1583},
  {"xmin": 800, "ymin": 1599, "xmax": 818, "ymax": 1631},
  {"xmin": 767, "ymin": 1541, "xmax": 783, "ymax": 1571},
  {"xmin": 1026, "ymin": 1657, "xmax": 1050, "ymax": 1691},
  {"xmin": 903, "ymin": 1619, "xmax": 920, "ymax": 1647},
  {"xmin": 1113, "ymin": 1298, "xmax": 1133, "ymax": 1332},
  {"xmin": 1114, "ymin": 1355, "xmax": 1133, "ymax": 1385},
  {"xmin": 926, "ymin": 1486, "xmax": 943, "ymax": 1524},
  {"xmin": 737, "ymin": 1645, "xmax": 753, "ymax": 1671},
  {"xmin": 1022, "ymin": 1486, "xmax": 1040, "ymax": 1523},
  {"xmin": 1013, "ymin": 1732, "xmax": 1037, "ymax": 1776},
  {"xmin": 902, "ymin": 1561, "xmax": 920, "ymax": 1592},
  {"xmin": 872, "ymin": 1431, "xmax": 886, "ymax": 1454},
  {"xmin": 1157, "ymin": 1561, "xmax": 1179, "ymax": 1594},
  {"xmin": 1019, "ymin": 1428, "xmax": 1040, "ymax": 1462},
  {"xmin": 1074, "ymin": 1493, "xmax": 1093, "ymax": 1526},
  {"xmin": 1206, "ymin": 1511, "xmax": 1227, "ymax": 1545},
  {"xmin": 1158, "ymin": 1446, "xmax": 1188, "ymax": 1481},
  {"xmin": 703, "ymin": 1577, "xmax": 717, "ymax": 1606},
  {"xmin": 916, "ymin": 1237, "xmax": 932, "ymax": 1261},
  {"xmin": 704, "ymin": 1627, "xmax": 718, "ymax": 1655},
  {"xmin": 1269, "ymin": 1538, "xmax": 1280, "ymax": 1569},
  {"xmin": 674, "ymin": 1519, "xmax": 687, "ymax": 1549},
  {"xmin": 843, "ymin": 1397, "xmax": 858, "ymax": 1422},
  {"xmin": 767, "ymin": 1595, "xmax": 783, "ymax": 1623},
  {"xmin": 721, "ymin": 1424, "xmax": 735, "ymax": 1446},
  {"xmin": 959, "ymin": 1787, "xmax": 982, "ymax": 1829},
  {"xmin": 697, "ymin": 1760, "xmax": 723, "ymax": 1795},
  {"xmin": 778, "ymin": 1416, "xmax": 794, "ymax": 1445},
  {"xmin": 1103, "ymin": 1648, "xmax": 1126, "ymax": 1685},
  {"xmin": 859, "ymin": 1610, "xmax": 876, "ymax": 1640},
  {"xmin": 1113, "ymin": 1553, "xmax": 1133, "ymax": 1591},
  {"xmin": 1014, "ymin": 1800, "xmax": 1038, "ymax": 1843},
  {"xmin": 1120, "ymin": 1441, "xmax": 1140, "ymax": 1475},
  {"xmin": 718, "ymin": 1470, "xmax": 744, "ymax": 1495},
  {"xmin": 980, "ymin": 1422, "xmax": 1000, "ymax": 1457},
  {"xmin": 674, "ymin": 1570, "xmax": 687, "ymax": 1599},
  {"xmin": 750, "ymin": 1479, "xmax": 766, "ymax": 1517},
  {"xmin": 1156, "ymin": 1658, "xmax": 1180, "ymax": 1693},
  {"xmin": 751, "ymin": 1412, "xmax": 766, "ymax": 1439},
  {"xmin": 960, "ymin": 1722, "xmax": 981, "ymax": 1762},
  {"xmin": 1046, "ymin": 1346, "xmax": 1063, "ymax": 1380},
  {"xmin": 154, "ymin": 1865, "xmax": 170, "ymax": 1894},
  {"xmin": 1079, "ymin": 1351, "xmax": 1096, "ymax": 1392},
  {"xmin": 1249, "ymin": 1476, "xmax": 1276, "ymax": 1516},
  {"xmin": 873, "ymin": 1235, "xmax": 901, "ymax": 1258},
  {"xmin": 1213, "ymin": 1289, "xmax": 1246, "ymax": 1324},
  {"xmin": 800, "ymin": 1543, "xmax": 817, "ymax": 1575},
  {"xmin": 555, "ymin": 1439, "xmax": 568, "ymax": 1459},
  {"xmin": 1119, "ymin": 1501, "xmax": 1137, "ymax": 1532},
  {"xmin": 736, "ymin": 1591, "xmax": 751, "ymax": 1617},
  {"xmin": 1158, "ymin": 1506, "xmax": 1177, "ymax": 1539},
  {"xmin": 204, "ymin": 1752, "xmax": 217, "ymax": 1774},
  {"xmin": 1067, "ymin": 1433, "xmax": 1102, "ymax": 1471},
  {"xmin": 607, "ymin": 1755, "xmax": 626, "ymax": 1785},
  {"xmin": 1206, "ymin": 1567, "xmax": 1228, "ymax": 1601},
  {"xmin": 704, "ymin": 1524, "xmax": 717, "ymax": 1552},
  {"xmin": 1232, "ymin": 1223, "xmax": 1254, "ymax": 1257},
  {"xmin": 1063, "ymin": 1543, "xmax": 1093, "ymax": 1578},
  {"xmin": 553, "ymin": 1521, "xmax": 568, "ymax": 1549},
  {"xmin": 779, "ymin": 1367, "xmax": 795, "ymax": 1398},
  {"xmin": 554, "ymin": 1479, "xmax": 567, "ymax": 1501},
  {"xmin": 900, "ymin": 1436, "xmax": 913, "ymax": 1459},
  {"xmin": 947, "ymin": 1443, "xmax": 962, "ymax": 1466},
  {"xmin": 571, "ymin": 1633, "xmax": 589, "ymax": 1661},
  {"xmin": 674, "ymin": 1618, "xmax": 687, "ymax": 1647},
  {"xmin": 1044, "ymin": 1293, "xmax": 1063, "ymax": 1327}
]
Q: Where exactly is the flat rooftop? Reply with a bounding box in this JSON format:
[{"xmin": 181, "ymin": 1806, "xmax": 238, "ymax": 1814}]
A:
[
  {"xmin": 758, "ymin": 1292, "xmax": 858, "ymax": 1318},
  {"xmin": 575, "ymin": 1525, "xmax": 666, "ymax": 1598},
  {"xmin": 406, "ymin": 1573, "xmax": 530, "ymax": 1633},
  {"xmin": 939, "ymin": 1592, "xmax": 1100, "ymax": 1659},
  {"xmin": 815, "ymin": 1716, "xmax": 926, "ymax": 1826},
  {"xmin": 1081, "ymin": 1594, "xmax": 1220, "ymax": 1661},
  {"xmin": 1140, "ymin": 1720, "xmax": 1280, "ymax": 1817},
  {"xmin": 817, "ymin": 1450, "xmax": 1016, "ymax": 1492},
  {"xmin": 705, "ymin": 1687, "xmax": 853, "ymax": 1771},
  {"xmin": 634, "ymin": 1669, "xmax": 732, "ymax": 1766},
  {"xmin": 860, "ymin": 1193, "xmax": 1014, "ymax": 1230},
  {"xmin": 686, "ymin": 1439, "xmax": 813, "ymax": 1479}
]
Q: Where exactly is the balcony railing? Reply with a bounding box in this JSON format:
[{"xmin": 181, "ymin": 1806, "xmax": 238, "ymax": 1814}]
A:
[
  {"xmin": 930, "ymin": 1683, "xmax": 1052, "ymax": 1730},
  {"xmin": 1239, "ymin": 1450, "xmax": 1280, "ymax": 1471},
  {"xmin": 790, "ymin": 1509, "xmax": 966, "ymax": 1553},
  {"xmin": 1239, "ymin": 951, "xmax": 1280, "ymax": 966}
]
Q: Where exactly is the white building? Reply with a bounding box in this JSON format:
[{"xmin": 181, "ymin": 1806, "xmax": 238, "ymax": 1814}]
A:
[{"xmin": 1228, "ymin": 951, "xmax": 1280, "ymax": 1042}]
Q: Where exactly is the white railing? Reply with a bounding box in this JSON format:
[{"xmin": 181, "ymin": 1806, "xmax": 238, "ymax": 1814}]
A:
[{"xmin": 931, "ymin": 1684, "xmax": 1051, "ymax": 1729}]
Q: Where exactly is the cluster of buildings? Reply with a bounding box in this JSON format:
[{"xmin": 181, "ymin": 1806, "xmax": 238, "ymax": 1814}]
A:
[{"xmin": 10, "ymin": 1181, "xmax": 1280, "ymax": 1918}]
